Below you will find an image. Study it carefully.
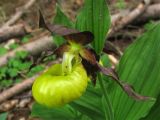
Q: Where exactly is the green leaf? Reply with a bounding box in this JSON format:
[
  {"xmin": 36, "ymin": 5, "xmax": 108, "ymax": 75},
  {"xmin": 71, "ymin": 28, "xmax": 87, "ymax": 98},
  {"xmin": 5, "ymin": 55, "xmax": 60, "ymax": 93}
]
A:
[
  {"xmin": 27, "ymin": 65, "xmax": 44, "ymax": 77},
  {"xmin": 9, "ymin": 43, "xmax": 19, "ymax": 49},
  {"xmin": 101, "ymin": 54, "xmax": 111, "ymax": 67},
  {"xmin": 15, "ymin": 51, "xmax": 28, "ymax": 59},
  {"xmin": 142, "ymin": 94, "xmax": 160, "ymax": 120},
  {"xmin": 110, "ymin": 23, "xmax": 160, "ymax": 120},
  {"xmin": 7, "ymin": 68, "xmax": 18, "ymax": 77},
  {"xmin": 0, "ymin": 67, "xmax": 7, "ymax": 79},
  {"xmin": 78, "ymin": 115, "xmax": 91, "ymax": 120},
  {"xmin": 100, "ymin": 54, "xmax": 115, "ymax": 93},
  {"xmin": 0, "ymin": 112, "xmax": 7, "ymax": 120},
  {"xmin": 17, "ymin": 62, "xmax": 32, "ymax": 71},
  {"xmin": 115, "ymin": 0, "xmax": 126, "ymax": 9},
  {"xmin": 21, "ymin": 35, "xmax": 32, "ymax": 43},
  {"xmin": 76, "ymin": 0, "xmax": 111, "ymax": 54},
  {"xmin": 1, "ymin": 80, "xmax": 13, "ymax": 87},
  {"xmin": 15, "ymin": 78, "xmax": 22, "ymax": 83},
  {"xmin": 31, "ymin": 102, "xmax": 77, "ymax": 120},
  {"xmin": 8, "ymin": 58, "xmax": 32, "ymax": 71},
  {"xmin": 144, "ymin": 21, "xmax": 156, "ymax": 31},
  {"xmin": 0, "ymin": 67, "xmax": 7, "ymax": 75},
  {"xmin": 9, "ymin": 59, "xmax": 22, "ymax": 68},
  {"xmin": 43, "ymin": 55, "xmax": 55, "ymax": 62},
  {"xmin": 70, "ymin": 84, "xmax": 105, "ymax": 120},
  {"xmin": 101, "ymin": 95, "xmax": 111, "ymax": 120},
  {"xmin": 0, "ymin": 47, "xmax": 7, "ymax": 56},
  {"xmin": 52, "ymin": 4, "xmax": 74, "ymax": 46},
  {"xmin": 8, "ymin": 58, "xmax": 17, "ymax": 67}
]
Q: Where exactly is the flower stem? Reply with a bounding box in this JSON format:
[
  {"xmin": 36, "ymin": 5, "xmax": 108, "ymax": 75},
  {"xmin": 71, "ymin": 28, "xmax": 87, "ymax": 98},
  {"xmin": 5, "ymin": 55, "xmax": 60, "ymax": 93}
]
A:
[{"xmin": 98, "ymin": 73, "xmax": 114, "ymax": 120}]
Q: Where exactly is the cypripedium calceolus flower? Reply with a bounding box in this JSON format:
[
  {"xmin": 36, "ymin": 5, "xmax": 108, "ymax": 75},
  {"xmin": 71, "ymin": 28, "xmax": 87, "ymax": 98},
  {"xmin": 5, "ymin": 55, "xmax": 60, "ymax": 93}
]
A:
[
  {"xmin": 32, "ymin": 11, "xmax": 151, "ymax": 108},
  {"xmin": 32, "ymin": 53, "xmax": 89, "ymax": 107}
]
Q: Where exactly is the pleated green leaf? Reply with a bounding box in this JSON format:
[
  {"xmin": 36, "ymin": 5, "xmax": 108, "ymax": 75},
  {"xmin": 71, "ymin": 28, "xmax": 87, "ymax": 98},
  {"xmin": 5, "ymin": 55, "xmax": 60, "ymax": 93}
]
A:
[
  {"xmin": 142, "ymin": 94, "xmax": 160, "ymax": 120},
  {"xmin": 70, "ymin": 84, "xmax": 105, "ymax": 120},
  {"xmin": 52, "ymin": 4, "xmax": 74, "ymax": 46},
  {"xmin": 110, "ymin": 23, "xmax": 160, "ymax": 120},
  {"xmin": 31, "ymin": 102, "xmax": 93, "ymax": 120},
  {"xmin": 31, "ymin": 103, "xmax": 77, "ymax": 120},
  {"xmin": 76, "ymin": 0, "xmax": 111, "ymax": 54}
]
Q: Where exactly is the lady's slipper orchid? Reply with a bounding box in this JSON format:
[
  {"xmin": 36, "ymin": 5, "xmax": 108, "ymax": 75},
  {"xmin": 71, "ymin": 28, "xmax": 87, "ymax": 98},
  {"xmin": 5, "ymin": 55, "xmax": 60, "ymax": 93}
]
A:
[
  {"xmin": 32, "ymin": 56, "xmax": 89, "ymax": 107},
  {"xmin": 32, "ymin": 12, "xmax": 151, "ymax": 108}
]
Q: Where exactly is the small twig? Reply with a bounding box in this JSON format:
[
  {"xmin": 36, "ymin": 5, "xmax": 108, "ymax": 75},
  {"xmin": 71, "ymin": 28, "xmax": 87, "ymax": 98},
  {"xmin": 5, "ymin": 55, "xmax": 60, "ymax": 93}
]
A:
[
  {"xmin": 18, "ymin": 72, "xmax": 28, "ymax": 79},
  {"xmin": 108, "ymin": 0, "xmax": 151, "ymax": 37},
  {"xmin": 13, "ymin": 91, "xmax": 32, "ymax": 99},
  {"xmin": 0, "ymin": 76, "xmax": 36, "ymax": 104},
  {"xmin": 1, "ymin": 0, "xmax": 36, "ymax": 28},
  {"xmin": 0, "ymin": 99, "xmax": 19, "ymax": 112},
  {"xmin": 0, "ymin": 7, "xmax": 7, "ymax": 23},
  {"xmin": 135, "ymin": 3, "xmax": 160, "ymax": 24},
  {"xmin": 111, "ymin": 3, "xmax": 160, "ymax": 26},
  {"xmin": 0, "ymin": 24, "xmax": 31, "ymax": 42},
  {"xmin": 152, "ymin": 0, "xmax": 160, "ymax": 3}
]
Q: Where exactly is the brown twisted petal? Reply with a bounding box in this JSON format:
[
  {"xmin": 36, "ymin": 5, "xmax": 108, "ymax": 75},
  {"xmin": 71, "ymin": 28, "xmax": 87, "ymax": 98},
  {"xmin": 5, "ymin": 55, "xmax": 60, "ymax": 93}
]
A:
[
  {"xmin": 79, "ymin": 48, "xmax": 99, "ymax": 85},
  {"xmin": 80, "ymin": 48, "xmax": 97, "ymax": 65},
  {"xmin": 39, "ymin": 10, "xmax": 78, "ymax": 35},
  {"xmin": 45, "ymin": 23, "xmax": 79, "ymax": 36},
  {"xmin": 97, "ymin": 63, "xmax": 152, "ymax": 101},
  {"xmin": 39, "ymin": 11, "xmax": 94, "ymax": 45},
  {"xmin": 54, "ymin": 44, "xmax": 70, "ymax": 57}
]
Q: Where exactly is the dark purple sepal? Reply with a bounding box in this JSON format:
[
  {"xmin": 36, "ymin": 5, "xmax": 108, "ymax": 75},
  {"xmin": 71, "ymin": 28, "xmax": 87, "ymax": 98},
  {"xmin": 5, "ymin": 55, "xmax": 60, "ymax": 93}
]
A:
[
  {"xmin": 63, "ymin": 31, "xmax": 94, "ymax": 45},
  {"xmin": 81, "ymin": 58, "xmax": 98, "ymax": 85}
]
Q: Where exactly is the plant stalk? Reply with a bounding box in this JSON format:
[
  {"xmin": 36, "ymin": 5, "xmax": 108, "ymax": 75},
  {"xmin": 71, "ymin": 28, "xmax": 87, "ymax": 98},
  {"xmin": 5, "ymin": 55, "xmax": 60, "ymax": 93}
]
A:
[{"xmin": 98, "ymin": 73, "xmax": 114, "ymax": 120}]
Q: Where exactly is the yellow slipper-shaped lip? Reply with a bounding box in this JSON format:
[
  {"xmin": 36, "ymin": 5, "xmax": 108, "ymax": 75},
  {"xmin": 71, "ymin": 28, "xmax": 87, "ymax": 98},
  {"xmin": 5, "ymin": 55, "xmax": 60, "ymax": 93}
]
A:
[{"xmin": 32, "ymin": 63, "xmax": 88, "ymax": 107}]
